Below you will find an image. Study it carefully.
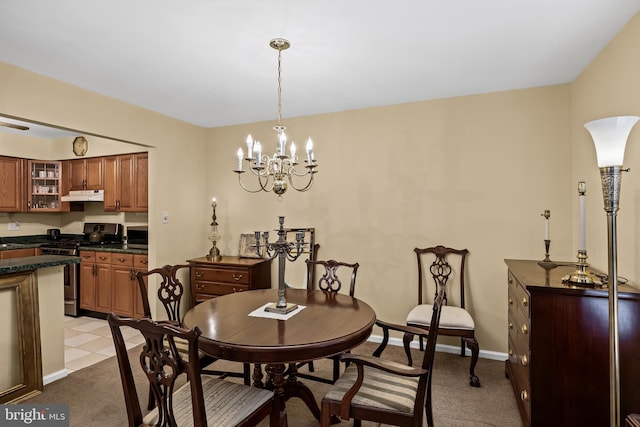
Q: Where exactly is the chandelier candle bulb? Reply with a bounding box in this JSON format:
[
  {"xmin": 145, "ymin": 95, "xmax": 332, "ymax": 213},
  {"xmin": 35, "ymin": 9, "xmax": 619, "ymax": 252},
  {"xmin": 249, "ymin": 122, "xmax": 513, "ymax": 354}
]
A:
[
  {"xmin": 306, "ymin": 138, "xmax": 313, "ymax": 163},
  {"xmin": 246, "ymin": 135, "xmax": 253, "ymax": 160},
  {"xmin": 579, "ymin": 181, "xmax": 586, "ymax": 252},
  {"xmin": 237, "ymin": 148, "xmax": 244, "ymax": 171},
  {"xmin": 254, "ymin": 141, "xmax": 262, "ymax": 166},
  {"xmin": 279, "ymin": 132, "xmax": 286, "ymax": 156},
  {"xmin": 290, "ymin": 142, "xmax": 296, "ymax": 159}
]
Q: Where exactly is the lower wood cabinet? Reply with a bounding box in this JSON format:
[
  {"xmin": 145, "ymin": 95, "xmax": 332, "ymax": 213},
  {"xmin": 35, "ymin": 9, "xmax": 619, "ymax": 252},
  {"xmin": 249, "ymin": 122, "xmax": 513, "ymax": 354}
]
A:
[
  {"xmin": 79, "ymin": 250, "xmax": 148, "ymax": 317},
  {"xmin": 505, "ymin": 259, "xmax": 640, "ymax": 426},
  {"xmin": 187, "ymin": 256, "xmax": 272, "ymax": 306},
  {"xmin": 0, "ymin": 248, "xmax": 36, "ymax": 260}
]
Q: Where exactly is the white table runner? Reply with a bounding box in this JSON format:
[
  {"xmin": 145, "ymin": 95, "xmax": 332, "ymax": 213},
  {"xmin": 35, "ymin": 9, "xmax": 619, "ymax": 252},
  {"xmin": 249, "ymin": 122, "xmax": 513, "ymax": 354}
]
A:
[{"xmin": 248, "ymin": 303, "xmax": 306, "ymax": 320}]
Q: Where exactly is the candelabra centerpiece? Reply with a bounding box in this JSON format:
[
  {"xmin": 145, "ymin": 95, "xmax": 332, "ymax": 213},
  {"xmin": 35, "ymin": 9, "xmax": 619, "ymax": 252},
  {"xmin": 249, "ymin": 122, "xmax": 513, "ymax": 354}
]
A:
[
  {"xmin": 233, "ymin": 39, "xmax": 318, "ymax": 199},
  {"xmin": 206, "ymin": 198, "xmax": 222, "ymax": 262},
  {"xmin": 255, "ymin": 216, "xmax": 307, "ymax": 314}
]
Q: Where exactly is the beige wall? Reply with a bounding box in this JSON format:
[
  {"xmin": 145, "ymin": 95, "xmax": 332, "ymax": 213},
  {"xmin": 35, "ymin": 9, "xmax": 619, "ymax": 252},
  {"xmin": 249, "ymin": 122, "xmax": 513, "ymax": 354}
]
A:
[
  {"xmin": 207, "ymin": 85, "xmax": 573, "ymax": 352},
  {"xmin": 0, "ymin": 12, "xmax": 638, "ymax": 353},
  {"xmin": 571, "ymin": 12, "xmax": 640, "ymax": 282}
]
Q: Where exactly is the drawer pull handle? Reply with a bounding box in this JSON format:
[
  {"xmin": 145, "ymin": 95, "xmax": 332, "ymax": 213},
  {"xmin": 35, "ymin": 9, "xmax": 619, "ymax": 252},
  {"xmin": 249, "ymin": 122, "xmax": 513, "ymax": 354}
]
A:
[
  {"xmin": 232, "ymin": 274, "xmax": 243, "ymax": 281},
  {"xmin": 522, "ymin": 297, "xmax": 528, "ymax": 307},
  {"xmin": 140, "ymin": 260, "xmax": 148, "ymax": 265},
  {"xmin": 521, "ymin": 355, "xmax": 528, "ymax": 366},
  {"xmin": 522, "ymin": 324, "xmax": 528, "ymax": 334},
  {"xmin": 508, "ymin": 298, "xmax": 513, "ymax": 305},
  {"xmin": 509, "ymin": 322, "xmax": 514, "ymax": 330},
  {"xmin": 99, "ymin": 256, "xmax": 108, "ymax": 261},
  {"xmin": 196, "ymin": 284, "xmax": 203, "ymax": 290},
  {"xmin": 118, "ymin": 258, "xmax": 126, "ymax": 263},
  {"xmin": 195, "ymin": 271, "xmax": 204, "ymax": 278},
  {"xmin": 520, "ymin": 390, "xmax": 529, "ymax": 402}
]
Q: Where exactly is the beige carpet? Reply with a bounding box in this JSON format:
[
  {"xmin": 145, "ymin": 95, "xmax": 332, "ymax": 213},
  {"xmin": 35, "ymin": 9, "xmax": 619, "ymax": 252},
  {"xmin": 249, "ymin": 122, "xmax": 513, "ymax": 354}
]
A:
[{"xmin": 27, "ymin": 341, "xmax": 523, "ymax": 426}]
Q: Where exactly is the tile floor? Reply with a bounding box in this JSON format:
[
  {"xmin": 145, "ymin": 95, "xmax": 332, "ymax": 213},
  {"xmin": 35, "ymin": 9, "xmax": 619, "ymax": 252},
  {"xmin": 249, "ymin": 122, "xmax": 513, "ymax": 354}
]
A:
[{"xmin": 63, "ymin": 315, "xmax": 145, "ymax": 373}]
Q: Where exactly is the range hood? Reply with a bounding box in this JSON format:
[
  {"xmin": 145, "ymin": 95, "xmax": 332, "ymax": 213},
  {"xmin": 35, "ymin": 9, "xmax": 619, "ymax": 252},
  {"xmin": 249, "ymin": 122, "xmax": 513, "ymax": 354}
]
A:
[{"xmin": 60, "ymin": 190, "xmax": 104, "ymax": 202}]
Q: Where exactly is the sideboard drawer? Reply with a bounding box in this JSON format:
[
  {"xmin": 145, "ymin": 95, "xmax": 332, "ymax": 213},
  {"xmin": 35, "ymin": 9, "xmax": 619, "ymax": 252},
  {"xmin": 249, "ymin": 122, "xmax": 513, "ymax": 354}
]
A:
[
  {"xmin": 192, "ymin": 266, "xmax": 249, "ymax": 285},
  {"xmin": 193, "ymin": 281, "xmax": 249, "ymax": 295}
]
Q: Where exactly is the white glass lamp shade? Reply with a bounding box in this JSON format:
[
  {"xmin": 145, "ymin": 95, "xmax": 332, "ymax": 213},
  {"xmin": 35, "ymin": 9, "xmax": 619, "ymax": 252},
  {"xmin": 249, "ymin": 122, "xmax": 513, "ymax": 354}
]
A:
[{"xmin": 584, "ymin": 116, "xmax": 640, "ymax": 167}]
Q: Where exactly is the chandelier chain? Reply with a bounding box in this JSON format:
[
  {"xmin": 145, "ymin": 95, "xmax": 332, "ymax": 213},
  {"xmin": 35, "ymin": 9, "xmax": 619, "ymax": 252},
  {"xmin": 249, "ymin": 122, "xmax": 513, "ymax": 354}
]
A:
[{"xmin": 277, "ymin": 47, "xmax": 283, "ymax": 127}]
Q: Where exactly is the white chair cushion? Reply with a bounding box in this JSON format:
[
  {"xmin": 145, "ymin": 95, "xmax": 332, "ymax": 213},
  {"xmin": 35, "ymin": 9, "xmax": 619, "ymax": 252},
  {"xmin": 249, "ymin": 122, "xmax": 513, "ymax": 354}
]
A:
[
  {"xmin": 407, "ymin": 304, "xmax": 475, "ymax": 330},
  {"xmin": 324, "ymin": 361, "xmax": 419, "ymax": 414},
  {"xmin": 142, "ymin": 376, "xmax": 273, "ymax": 427}
]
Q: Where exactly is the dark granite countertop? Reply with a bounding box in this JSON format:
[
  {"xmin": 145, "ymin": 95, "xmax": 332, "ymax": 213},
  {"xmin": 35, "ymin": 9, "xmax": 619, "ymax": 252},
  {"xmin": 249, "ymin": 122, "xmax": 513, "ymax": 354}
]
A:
[
  {"xmin": 0, "ymin": 255, "xmax": 80, "ymax": 275},
  {"xmin": 77, "ymin": 244, "xmax": 148, "ymax": 255},
  {"xmin": 0, "ymin": 234, "xmax": 147, "ymax": 255}
]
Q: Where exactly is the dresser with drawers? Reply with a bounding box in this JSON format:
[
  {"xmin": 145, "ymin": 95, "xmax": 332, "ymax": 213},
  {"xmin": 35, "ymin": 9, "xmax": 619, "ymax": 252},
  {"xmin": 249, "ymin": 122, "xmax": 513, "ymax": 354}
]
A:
[
  {"xmin": 187, "ymin": 256, "xmax": 272, "ymax": 306},
  {"xmin": 505, "ymin": 259, "xmax": 640, "ymax": 426}
]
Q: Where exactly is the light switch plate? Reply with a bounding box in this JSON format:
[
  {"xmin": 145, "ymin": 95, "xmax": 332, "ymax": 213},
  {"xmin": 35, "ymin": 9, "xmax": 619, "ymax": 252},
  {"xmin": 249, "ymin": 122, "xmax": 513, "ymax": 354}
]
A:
[{"xmin": 162, "ymin": 211, "xmax": 169, "ymax": 224}]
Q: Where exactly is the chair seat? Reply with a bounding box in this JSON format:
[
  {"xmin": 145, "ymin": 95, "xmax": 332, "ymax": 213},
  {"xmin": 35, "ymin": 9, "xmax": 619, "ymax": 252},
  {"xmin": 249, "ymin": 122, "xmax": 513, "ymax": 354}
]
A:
[
  {"xmin": 142, "ymin": 375, "xmax": 273, "ymax": 427},
  {"xmin": 407, "ymin": 304, "xmax": 475, "ymax": 330},
  {"xmin": 323, "ymin": 361, "xmax": 419, "ymax": 415}
]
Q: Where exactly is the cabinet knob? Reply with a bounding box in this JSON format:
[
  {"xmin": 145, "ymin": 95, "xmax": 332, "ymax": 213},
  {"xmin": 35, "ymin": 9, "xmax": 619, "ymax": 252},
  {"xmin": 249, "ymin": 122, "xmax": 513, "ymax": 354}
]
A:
[
  {"xmin": 509, "ymin": 322, "xmax": 514, "ymax": 330},
  {"xmin": 509, "ymin": 278, "xmax": 513, "ymax": 285},
  {"xmin": 521, "ymin": 355, "xmax": 528, "ymax": 366},
  {"xmin": 522, "ymin": 324, "xmax": 528, "ymax": 334},
  {"xmin": 99, "ymin": 256, "xmax": 108, "ymax": 261},
  {"xmin": 508, "ymin": 298, "xmax": 513, "ymax": 305},
  {"xmin": 521, "ymin": 297, "xmax": 528, "ymax": 307},
  {"xmin": 140, "ymin": 259, "xmax": 148, "ymax": 265},
  {"xmin": 508, "ymin": 348, "xmax": 513, "ymax": 356},
  {"xmin": 118, "ymin": 257, "xmax": 126, "ymax": 263},
  {"xmin": 520, "ymin": 390, "xmax": 529, "ymax": 402}
]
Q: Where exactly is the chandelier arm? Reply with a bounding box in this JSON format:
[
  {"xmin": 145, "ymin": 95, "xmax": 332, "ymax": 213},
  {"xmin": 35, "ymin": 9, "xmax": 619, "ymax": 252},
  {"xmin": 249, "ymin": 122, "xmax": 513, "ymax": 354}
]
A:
[
  {"xmin": 287, "ymin": 173, "xmax": 316, "ymax": 192},
  {"xmin": 236, "ymin": 173, "xmax": 271, "ymax": 193}
]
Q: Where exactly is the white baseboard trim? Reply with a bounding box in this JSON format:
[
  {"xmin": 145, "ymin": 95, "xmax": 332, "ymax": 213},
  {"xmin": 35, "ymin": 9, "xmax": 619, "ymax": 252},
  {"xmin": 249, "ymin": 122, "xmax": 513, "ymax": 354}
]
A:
[
  {"xmin": 367, "ymin": 334, "xmax": 507, "ymax": 362},
  {"xmin": 43, "ymin": 369, "xmax": 68, "ymax": 385}
]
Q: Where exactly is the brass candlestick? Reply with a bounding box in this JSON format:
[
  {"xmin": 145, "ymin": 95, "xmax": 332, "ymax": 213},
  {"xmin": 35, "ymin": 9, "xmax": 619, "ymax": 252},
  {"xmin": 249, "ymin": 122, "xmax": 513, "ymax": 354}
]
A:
[{"xmin": 538, "ymin": 210, "xmax": 556, "ymax": 268}]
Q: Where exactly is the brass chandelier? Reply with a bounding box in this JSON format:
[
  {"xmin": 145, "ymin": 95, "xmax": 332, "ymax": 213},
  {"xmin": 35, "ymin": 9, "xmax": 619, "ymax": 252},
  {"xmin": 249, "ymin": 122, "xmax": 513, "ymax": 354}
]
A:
[{"xmin": 234, "ymin": 38, "xmax": 318, "ymax": 198}]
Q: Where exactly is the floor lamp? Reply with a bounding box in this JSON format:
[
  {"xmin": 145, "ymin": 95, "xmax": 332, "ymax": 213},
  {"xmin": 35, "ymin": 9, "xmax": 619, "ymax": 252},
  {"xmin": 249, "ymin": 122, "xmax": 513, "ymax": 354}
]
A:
[{"xmin": 584, "ymin": 115, "xmax": 639, "ymax": 427}]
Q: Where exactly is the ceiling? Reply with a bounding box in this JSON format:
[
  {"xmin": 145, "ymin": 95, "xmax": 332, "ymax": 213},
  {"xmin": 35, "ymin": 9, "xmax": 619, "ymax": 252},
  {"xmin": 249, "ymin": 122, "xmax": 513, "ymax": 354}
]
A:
[{"xmin": 0, "ymin": 1, "xmax": 638, "ymax": 130}]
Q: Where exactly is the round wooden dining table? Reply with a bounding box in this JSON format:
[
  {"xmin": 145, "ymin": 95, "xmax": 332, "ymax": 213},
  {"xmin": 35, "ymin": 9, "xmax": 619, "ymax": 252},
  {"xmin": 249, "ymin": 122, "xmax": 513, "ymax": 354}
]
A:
[{"xmin": 182, "ymin": 288, "xmax": 376, "ymax": 427}]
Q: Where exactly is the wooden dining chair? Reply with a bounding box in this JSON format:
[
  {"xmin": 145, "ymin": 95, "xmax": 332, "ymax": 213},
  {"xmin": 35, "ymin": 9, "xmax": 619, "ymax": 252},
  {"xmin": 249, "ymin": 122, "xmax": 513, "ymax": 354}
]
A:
[
  {"xmin": 405, "ymin": 245, "xmax": 480, "ymax": 387},
  {"xmin": 136, "ymin": 264, "xmax": 251, "ymax": 408},
  {"xmin": 293, "ymin": 258, "xmax": 360, "ymax": 384},
  {"xmin": 321, "ymin": 291, "xmax": 444, "ymax": 427},
  {"xmin": 107, "ymin": 313, "xmax": 274, "ymax": 427}
]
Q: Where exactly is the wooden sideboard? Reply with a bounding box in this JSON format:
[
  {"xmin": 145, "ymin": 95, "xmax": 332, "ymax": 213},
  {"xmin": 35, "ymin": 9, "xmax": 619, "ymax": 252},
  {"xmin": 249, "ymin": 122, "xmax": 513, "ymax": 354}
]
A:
[
  {"xmin": 505, "ymin": 259, "xmax": 640, "ymax": 426},
  {"xmin": 187, "ymin": 256, "xmax": 272, "ymax": 306}
]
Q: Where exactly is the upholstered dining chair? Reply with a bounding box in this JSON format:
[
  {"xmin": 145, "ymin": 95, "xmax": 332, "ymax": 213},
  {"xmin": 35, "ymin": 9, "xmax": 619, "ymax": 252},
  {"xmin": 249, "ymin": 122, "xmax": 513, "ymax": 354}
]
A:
[
  {"xmin": 136, "ymin": 264, "xmax": 251, "ymax": 408},
  {"xmin": 292, "ymin": 258, "xmax": 360, "ymax": 385},
  {"xmin": 108, "ymin": 313, "xmax": 274, "ymax": 427},
  {"xmin": 321, "ymin": 291, "xmax": 444, "ymax": 427},
  {"xmin": 405, "ymin": 245, "xmax": 480, "ymax": 387}
]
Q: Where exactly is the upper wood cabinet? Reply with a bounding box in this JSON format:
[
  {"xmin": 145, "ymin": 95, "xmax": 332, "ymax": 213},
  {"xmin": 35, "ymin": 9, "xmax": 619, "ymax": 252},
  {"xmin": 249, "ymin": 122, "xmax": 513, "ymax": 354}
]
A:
[
  {"xmin": 0, "ymin": 156, "xmax": 24, "ymax": 212},
  {"xmin": 104, "ymin": 152, "xmax": 148, "ymax": 212},
  {"xmin": 26, "ymin": 160, "xmax": 66, "ymax": 212},
  {"xmin": 66, "ymin": 157, "xmax": 103, "ymax": 191}
]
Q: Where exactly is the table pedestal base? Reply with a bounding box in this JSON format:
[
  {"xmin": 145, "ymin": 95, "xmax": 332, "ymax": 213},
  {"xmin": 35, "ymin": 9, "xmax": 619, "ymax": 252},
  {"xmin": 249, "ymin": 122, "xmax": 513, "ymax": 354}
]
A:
[{"xmin": 262, "ymin": 363, "xmax": 321, "ymax": 427}]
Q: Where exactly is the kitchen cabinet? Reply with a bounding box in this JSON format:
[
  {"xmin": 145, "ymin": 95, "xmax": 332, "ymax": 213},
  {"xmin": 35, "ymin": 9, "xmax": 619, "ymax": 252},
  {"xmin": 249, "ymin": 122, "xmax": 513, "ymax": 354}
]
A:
[
  {"xmin": 187, "ymin": 256, "xmax": 272, "ymax": 306},
  {"xmin": 65, "ymin": 157, "xmax": 103, "ymax": 191},
  {"xmin": 0, "ymin": 156, "xmax": 25, "ymax": 212},
  {"xmin": 79, "ymin": 250, "xmax": 147, "ymax": 317},
  {"xmin": 103, "ymin": 152, "xmax": 148, "ymax": 212},
  {"xmin": 26, "ymin": 160, "xmax": 66, "ymax": 212},
  {"xmin": 79, "ymin": 251, "xmax": 112, "ymax": 312},
  {"xmin": 0, "ymin": 248, "xmax": 36, "ymax": 260}
]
